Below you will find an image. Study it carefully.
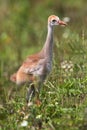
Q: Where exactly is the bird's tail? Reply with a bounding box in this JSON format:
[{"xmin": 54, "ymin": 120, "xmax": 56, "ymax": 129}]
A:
[{"xmin": 10, "ymin": 73, "xmax": 16, "ymax": 83}]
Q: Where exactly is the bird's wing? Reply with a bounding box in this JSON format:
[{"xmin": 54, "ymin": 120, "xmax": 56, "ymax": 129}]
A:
[{"xmin": 20, "ymin": 56, "xmax": 45, "ymax": 75}]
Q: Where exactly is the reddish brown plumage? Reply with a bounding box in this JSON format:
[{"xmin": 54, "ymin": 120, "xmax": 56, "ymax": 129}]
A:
[{"xmin": 10, "ymin": 53, "xmax": 42, "ymax": 85}]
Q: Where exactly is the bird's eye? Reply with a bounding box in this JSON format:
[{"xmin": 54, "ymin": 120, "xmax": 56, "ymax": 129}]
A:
[{"xmin": 52, "ymin": 19, "xmax": 56, "ymax": 23}]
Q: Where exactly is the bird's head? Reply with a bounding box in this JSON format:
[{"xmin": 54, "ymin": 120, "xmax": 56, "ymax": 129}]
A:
[{"xmin": 48, "ymin": 15, "xmax": 67, "ymax": 27}]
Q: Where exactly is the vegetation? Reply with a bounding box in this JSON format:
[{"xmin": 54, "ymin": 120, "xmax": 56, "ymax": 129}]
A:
[{"xmin": 0, "ymin": 0, "xmax": 87, "ymax": 129}]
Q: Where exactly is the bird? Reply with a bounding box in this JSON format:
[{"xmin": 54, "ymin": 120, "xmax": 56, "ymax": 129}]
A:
[{"xmin": 10, "ymin": 15, "xmax": 67, "ymax": 103}]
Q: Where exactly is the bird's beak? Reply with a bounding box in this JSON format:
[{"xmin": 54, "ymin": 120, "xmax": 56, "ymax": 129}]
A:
[{"xmin": 58, "ymin": 20, "xmax": 67, "ymax": 26}]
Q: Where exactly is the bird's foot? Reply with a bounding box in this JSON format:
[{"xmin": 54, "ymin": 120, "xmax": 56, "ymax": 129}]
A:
[{"xmin": 35, "ymin": 99, "xmax": 42, "ymax": 106}]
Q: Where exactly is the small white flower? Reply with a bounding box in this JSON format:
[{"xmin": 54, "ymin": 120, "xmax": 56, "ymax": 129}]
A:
[
  {"xmin": 69, "ymin": 68, "xmax": 73, "ymax": 72},
  {"xmin": 36, "ymin": 115, "xmax": 42, "ymax": 119},
  {"xmin": 20, "ymin": 120, "xmax": 28, "ymax": 127},
  {"xmin": 24, "ymin": 114, "xmax": 29, "ymax": 120},
  {"xmin": 63, "ymin": 17, "xmax": 70, "ymax": 23},
  {"xmin": 60, "ymin": 60, "xmax": 74, "ymax": 73},
  {"xmin": 61, "ymin": 64, "xmax": 67, "ymax": 69},
  {"xmin": 27, "ymin": 102, "xmax": 33, "ymax": 107}
]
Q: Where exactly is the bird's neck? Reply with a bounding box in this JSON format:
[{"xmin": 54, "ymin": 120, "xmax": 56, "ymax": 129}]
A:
[{"xmin": 41, "ymin": 25, "xmax": 54, "ymax": 60}]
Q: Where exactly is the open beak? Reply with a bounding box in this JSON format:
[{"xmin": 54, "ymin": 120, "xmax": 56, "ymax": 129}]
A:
[{"xmin": 58, "ymin": 20, "xmax": 67, "ymax": 26}]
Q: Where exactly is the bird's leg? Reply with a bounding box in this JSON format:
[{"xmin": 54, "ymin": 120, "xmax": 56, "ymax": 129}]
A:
[
  {"xmin": 35, "ymin": 87, "xmax": 41, "ymax": 105},
  {"xmin": 26, "ymin": 76, "xmax": 45, "ymax": 104},
  {"xmin": 34, "ymin": 81, "xmax": 43, "ymax": 105},
  {"xmin": 34, "ymin": 76, "xmax": 46, "ymax": 106},
  {"xmin": 26, "ymin": 83, "xmax": 35, "ymax": 103}
]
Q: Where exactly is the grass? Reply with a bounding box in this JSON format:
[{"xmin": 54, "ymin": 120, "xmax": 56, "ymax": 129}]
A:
[
  {"xmin": 0, "ymin": 1, "xmax": 87, "ymax": 130},
  {"xmin": 1, "ymin": 36, "xmax": 87, "ymax": 129}
]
